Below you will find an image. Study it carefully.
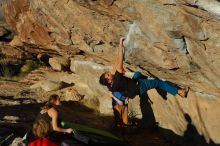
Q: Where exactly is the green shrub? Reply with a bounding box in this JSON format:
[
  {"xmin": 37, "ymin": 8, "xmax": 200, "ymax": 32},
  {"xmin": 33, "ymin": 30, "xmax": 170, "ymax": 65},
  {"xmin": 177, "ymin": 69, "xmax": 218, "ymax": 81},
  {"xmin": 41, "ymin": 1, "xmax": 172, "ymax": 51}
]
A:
[
  {"xmin": 128, "ymin": 104, "xmax": 140, "ymax": 126},
  {"xmin": 19, "ymin": 60, "xmax": 45, "ymax": 78},
  {"xmin": 0, "ymin": 59, "xmax": 45, "ymax": 81},
  {"xmin": 0, "ymin": 64, "xmax": 12, "ymax": 77}
]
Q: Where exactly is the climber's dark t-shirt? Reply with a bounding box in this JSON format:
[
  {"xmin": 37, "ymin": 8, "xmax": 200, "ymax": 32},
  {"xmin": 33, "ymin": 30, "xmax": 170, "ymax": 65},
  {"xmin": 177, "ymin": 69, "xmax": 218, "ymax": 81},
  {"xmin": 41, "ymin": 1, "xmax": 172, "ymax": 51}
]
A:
[{"xmin": 111, "ymin": 71, "xmax": 139, "ymax": 98}]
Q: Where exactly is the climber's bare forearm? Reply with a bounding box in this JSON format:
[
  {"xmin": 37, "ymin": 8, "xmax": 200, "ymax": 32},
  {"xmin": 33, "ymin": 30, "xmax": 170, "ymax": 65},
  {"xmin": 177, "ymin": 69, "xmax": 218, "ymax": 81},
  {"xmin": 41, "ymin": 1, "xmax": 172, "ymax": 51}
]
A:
[{"xmin": 115, "ymin": 38, "xmax": 125, "ymax": 73}]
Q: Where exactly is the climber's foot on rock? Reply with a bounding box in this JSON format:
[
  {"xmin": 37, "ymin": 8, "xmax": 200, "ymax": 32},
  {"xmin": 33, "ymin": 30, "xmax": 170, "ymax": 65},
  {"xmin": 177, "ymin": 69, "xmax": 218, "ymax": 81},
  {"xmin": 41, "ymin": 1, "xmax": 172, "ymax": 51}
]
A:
[{"xmin": 178, "ymin": 87, "xmax": 190, "ymax": 98}]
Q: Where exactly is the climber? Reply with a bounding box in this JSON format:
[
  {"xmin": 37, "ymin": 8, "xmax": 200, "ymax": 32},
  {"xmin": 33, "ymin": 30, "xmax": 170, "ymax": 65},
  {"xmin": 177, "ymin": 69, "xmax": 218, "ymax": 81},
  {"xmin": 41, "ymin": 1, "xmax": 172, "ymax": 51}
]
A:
[{"xmin": 99, "ymin": 37, "xmax": 189, "ymax": 109}]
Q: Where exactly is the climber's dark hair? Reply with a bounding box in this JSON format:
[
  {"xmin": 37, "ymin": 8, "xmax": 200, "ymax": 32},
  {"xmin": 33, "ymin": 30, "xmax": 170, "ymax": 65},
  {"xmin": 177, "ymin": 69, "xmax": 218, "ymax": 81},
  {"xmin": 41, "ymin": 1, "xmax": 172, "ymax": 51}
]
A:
[
  {"xmin": 48, "ymin": 94, "xmax": 59, "ymax": 104},
  {"xmin": 41, "ymin": 94, "xmax": 59, "ymax": 110},
  {"xmin": 99, "ymin": 72, "xmax": 109, "ymax": 86}
]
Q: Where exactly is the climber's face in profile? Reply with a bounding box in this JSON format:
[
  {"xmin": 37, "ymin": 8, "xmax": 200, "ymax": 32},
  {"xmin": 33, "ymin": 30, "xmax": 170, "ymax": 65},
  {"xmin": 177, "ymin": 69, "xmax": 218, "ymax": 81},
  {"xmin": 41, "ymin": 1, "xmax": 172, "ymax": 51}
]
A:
[{"xmin": 105, "ymin": 72, "xmax": 113, "ymax": 85}]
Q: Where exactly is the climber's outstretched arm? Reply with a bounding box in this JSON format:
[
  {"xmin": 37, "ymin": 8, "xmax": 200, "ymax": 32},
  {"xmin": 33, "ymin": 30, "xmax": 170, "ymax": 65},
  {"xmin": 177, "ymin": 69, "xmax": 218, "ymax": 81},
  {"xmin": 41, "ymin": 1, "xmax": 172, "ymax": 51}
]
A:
[{"xmin": 111, "ymin": 37, "xmax": 125, "ymax": 74}]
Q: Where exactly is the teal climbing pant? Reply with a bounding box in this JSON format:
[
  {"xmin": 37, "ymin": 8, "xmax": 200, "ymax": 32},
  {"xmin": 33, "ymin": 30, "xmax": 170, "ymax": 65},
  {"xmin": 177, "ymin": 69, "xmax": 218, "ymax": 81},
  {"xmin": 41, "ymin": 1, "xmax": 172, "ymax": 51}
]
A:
[{"xmin": 132, "ymin": 72, "xmax": 178, "ymax": 96}]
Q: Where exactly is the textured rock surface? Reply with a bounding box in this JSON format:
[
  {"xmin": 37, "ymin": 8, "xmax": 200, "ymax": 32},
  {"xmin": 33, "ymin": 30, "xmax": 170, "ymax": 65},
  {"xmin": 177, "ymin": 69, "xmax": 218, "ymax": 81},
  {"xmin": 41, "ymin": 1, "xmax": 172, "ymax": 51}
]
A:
[
  {"xmin": 2, "ymin": 0, "xmax": 220, "ymax": 144},
  {"xmin": 0, "ymin": 26, "xmax": 8, "ymax": 36},
  {"xmin": 0, "ymin": 43, "xmax": 25, "ymax": 59},
  {"xmin": 0, "ymin": 81, "xmax": 28, "ymax": 97},
  {"xmin": 49, "ymin": 56, "xmax": 69, "ymax": 71}
]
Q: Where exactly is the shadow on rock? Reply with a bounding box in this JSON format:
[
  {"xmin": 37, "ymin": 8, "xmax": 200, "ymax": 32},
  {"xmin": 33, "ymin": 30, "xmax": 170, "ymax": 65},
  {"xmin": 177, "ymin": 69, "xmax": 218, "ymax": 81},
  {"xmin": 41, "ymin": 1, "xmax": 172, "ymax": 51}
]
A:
[
  {"xmin": 139, "ymin": 93, "xmax": 157, "ymax": 129},
  {"xmin": 136, "ymin": 90, "xmax": 220, "ymax": 146},
  {"xmin": 139, "ymin": 105, "xmax": 220, "ymax": 146}
]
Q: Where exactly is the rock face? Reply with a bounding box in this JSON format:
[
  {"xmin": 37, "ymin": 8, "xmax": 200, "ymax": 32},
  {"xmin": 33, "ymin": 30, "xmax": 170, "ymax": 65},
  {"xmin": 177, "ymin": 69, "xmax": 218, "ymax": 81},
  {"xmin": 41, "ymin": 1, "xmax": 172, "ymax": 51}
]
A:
[
  {"xmin": 0, "ymin": 26, "xmax": 8, "ymax": 37},
  {"xmin": 49, "ymin": 56, "xmax": 69, "ymax": 71},
  {"xmin": 2, "ymin": 0, "xmax": 220, "ymax": 144}
]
